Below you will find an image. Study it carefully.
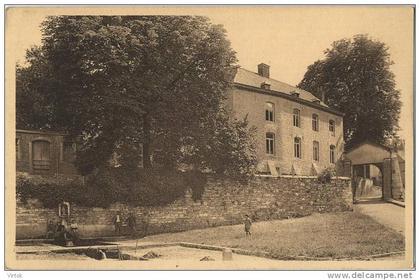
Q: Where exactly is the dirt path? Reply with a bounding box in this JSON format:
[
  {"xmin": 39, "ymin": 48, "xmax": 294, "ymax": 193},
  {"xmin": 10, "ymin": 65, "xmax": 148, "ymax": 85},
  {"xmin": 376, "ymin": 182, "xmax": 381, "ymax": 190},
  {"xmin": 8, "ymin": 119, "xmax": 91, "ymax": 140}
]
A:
[{"xmin": 354, "ymin": 201, "xmax": 405, "ymax": 235}]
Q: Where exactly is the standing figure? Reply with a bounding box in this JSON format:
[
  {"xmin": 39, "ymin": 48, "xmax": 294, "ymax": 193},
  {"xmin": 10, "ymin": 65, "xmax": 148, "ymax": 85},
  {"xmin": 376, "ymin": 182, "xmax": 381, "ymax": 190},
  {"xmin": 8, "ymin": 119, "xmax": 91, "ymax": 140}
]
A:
[
  {"xmin": 113, "ymin": 212, "xmax": 122, "ymax": 235},
  {"xmin": 244, "ymin": 215, "xmax": 252, "ymax": 237},
  {"xmin": 69, "ymin": 219, "xmax": 80, "ymax": 244},
  {"xmin": 127, "ymin": 212, "xmax": 137, "ymax": 236}
]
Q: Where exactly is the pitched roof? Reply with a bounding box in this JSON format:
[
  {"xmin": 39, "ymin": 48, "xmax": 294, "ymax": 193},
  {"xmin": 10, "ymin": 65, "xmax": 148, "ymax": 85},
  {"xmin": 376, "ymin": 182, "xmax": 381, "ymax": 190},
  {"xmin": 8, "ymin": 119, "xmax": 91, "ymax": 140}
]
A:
[
  {"xmin": 16, "ymin": 128, "xmax": 69, "ymax": 136},
  {"xmin": 345, "ymin": 140, "xmax": 392, "ymax": 153},
  {"xmin": 233, "ymin": 68, "xmax": 327, "ymax": 107}
]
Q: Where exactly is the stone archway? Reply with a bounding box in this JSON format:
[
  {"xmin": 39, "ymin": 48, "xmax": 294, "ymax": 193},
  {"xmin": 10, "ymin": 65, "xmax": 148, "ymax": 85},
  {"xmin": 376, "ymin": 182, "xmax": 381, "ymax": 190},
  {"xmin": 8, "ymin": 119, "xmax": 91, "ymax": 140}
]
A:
[
  {"xmin": 352, "ymin": 163, "xmax": 384, "ymax": 200},
  {"xmin": 344, "ymin": 141, "xmax": 402, "ymax": 201}
]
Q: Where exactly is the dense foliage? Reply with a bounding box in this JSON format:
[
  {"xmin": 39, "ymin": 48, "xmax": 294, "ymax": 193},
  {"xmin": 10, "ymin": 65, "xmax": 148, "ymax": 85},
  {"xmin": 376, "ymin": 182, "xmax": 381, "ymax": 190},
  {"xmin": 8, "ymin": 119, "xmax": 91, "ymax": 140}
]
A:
[
  {"xmin": 16, "ymin": 169, "xmax": 208, "ymax": 208},
  {"xmin": 17, "ymin": 16, "xmax": 256, "ymax": 177},
  {"xmin": 17, "ymin": 175, "xmax": 91, "ymax": 208},
  {"xmin": 298, "ymin": 34, "xmax": 401, "ymax": 148}
]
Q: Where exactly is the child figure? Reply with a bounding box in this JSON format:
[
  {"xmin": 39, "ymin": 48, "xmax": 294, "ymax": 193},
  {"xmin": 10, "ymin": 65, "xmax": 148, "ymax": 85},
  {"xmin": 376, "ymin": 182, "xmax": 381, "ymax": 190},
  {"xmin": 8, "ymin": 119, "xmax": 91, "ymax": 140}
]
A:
[
  {"xmin": 244, "ymin": 215, "xmax": 252, "ymax": 237},
  {"xmin": 113, "ymin": 212, "xmax": 122, "ymax": 235}
]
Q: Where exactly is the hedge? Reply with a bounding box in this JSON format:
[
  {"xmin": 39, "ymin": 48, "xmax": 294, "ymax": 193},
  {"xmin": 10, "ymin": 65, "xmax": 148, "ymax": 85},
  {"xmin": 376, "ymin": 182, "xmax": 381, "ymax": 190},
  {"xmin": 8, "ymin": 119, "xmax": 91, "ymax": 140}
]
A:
[{"xmin": 16, "ymin": 168, "xmax": 208, "ymax": 209}]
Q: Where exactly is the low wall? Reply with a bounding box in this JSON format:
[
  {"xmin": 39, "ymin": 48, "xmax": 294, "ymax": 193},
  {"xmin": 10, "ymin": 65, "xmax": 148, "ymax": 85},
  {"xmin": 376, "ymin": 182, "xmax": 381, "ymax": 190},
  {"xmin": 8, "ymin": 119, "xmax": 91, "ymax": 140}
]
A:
[{"xmin": 16, "ymin": 176, "xmax": 352, "ymax": 239}]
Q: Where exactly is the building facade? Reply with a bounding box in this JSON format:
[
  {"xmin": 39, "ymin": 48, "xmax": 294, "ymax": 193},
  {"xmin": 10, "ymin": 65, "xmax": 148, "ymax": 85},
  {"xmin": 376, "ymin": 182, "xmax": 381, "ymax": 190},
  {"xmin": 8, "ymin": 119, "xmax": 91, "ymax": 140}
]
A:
[
  {"xmin": 16, "ymin": 64, "xmax": 345, "ymax": 178},
  {"xmin": 16, "ymin": 129, "xmax": 79, "ymax": 176},
  {"xmin": 227, "ymin": 63, "xmax": 345, "ymax": 176}
]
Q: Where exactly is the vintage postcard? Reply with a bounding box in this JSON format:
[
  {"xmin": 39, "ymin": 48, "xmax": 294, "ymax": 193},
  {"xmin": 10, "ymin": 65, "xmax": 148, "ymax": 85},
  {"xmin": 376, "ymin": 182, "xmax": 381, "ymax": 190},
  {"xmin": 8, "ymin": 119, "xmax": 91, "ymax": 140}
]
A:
[{"xmin": 4, "ymin": 5, "xmax": 414, "ymax": 270}]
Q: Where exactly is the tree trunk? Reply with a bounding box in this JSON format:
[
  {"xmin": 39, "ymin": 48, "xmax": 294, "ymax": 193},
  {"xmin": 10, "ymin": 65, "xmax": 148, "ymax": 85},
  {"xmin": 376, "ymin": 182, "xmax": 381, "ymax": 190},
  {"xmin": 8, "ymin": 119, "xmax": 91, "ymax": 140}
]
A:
[{"xmin": 142, "ymin": 112, "xmax": 152, "ymax": 169}]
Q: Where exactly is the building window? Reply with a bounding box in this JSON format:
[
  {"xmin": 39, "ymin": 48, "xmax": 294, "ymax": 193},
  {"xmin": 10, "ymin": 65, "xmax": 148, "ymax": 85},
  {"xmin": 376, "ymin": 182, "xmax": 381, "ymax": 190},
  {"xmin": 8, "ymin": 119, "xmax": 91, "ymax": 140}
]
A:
[
  {"xmin": 138, "ymin": 144, "xmax": 144, "ymax": 168},
  {"xmin": 32, "ymin": 140, "xmax": 51, "ymax": 171},
  {"xmin": 312, "ymin": 114, "xmax": 319, "ymax": 131},
  {"xmin": 16, "ymin": 138, "xmax": 20, "ymax": 160},
  {"xmin": 266, "ymin": 133, "xmax": 275, "ymax": 155},
  {"xmin": 63, "ymin": 142, "xmax": 76, "ymax": 162},
  {"xmin": 293, "ymin": 109, "xmax": 300, "ymax": 127},
  {"xmin": 294, "ymin": 137, "xmax": 301, "ymax": 158},
  {"xmin": 265, "ymin": 102, "xmax": 274, "ymax": 122},
  {"xmin": 330, "ymin": 145, "xmax": 336, "ymax": 164},
  {"xmin": 313, "ymin": 141, "xmax": 319, "ymax": 161},
  {"xmin": 329, "ymin": 120, "xmax": 335, "ymax": 136}
]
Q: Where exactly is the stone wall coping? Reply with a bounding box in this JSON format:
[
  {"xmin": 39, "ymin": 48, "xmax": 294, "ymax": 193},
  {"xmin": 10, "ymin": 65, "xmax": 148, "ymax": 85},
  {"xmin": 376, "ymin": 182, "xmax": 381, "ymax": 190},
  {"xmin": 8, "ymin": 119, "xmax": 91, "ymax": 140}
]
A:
[
  {"xmin": 335, "ymin": 176, "xmax": 351, "ymax": 180},
  {"xmin": 254, "ymin": 174, "xmax": 351, "ymax": 180},
  {"xmin": 277, "ymin": 175, "xmax": 317, "ymax": 179},
  {"xmin": 17, "ymin": 171, "xmax": 350, "ymax": 181},
  {"xmin": 17, "ymin": 128, "xmax": 69, "ymax": 136}
]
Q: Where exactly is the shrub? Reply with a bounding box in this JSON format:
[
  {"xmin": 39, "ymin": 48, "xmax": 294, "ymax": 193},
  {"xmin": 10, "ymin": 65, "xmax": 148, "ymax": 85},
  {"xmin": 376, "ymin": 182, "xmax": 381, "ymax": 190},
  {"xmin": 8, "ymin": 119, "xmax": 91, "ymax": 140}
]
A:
[
  {"xmin": 183, "ymin": 171, "xmax": 207, "ymax": 201},
  {"xmin": 127, "ymin": 169, "xmax": 188, "ymax": 206},
  {"xmin": 16, "ymin": 174, "xmax": 87, "ymax": 208},
  {"xmin": 317, "ymin": 167, "xmax": 337, "ymax": 184}
]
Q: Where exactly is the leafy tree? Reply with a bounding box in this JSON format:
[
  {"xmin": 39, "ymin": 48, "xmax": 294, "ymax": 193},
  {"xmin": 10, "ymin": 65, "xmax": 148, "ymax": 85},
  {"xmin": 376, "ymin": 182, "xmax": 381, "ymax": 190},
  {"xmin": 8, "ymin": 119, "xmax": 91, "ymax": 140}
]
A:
[
  {"xmin": 384, "ymin": 136, "xmax": 405, "ymax": 152},
  {"xmin": 16, "ymin": 16, "xmax": 256, "ymax": 177},
  {"xmin": 175, "ymin": 111, "xmax": 257, "ymax": 179},
  {"xmin": 298, "ymin": 34, "xmax": 401, "ymax": 148}
]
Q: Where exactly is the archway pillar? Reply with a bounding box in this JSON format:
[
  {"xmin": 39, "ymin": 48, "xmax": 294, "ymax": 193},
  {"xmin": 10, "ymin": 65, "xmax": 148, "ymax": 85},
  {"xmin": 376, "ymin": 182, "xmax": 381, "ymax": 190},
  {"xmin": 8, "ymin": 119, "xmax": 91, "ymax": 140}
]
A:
[
  {"xmin": 382, "ymin": 158, "xmax": 392, "ymax": 200},
  {"xmin": 343, "ymin": 159, "xmax": 352, "ymax": 178},
  {"xmin": 391, "ymin": 157, "xmax": 404, "ymax": 200}
]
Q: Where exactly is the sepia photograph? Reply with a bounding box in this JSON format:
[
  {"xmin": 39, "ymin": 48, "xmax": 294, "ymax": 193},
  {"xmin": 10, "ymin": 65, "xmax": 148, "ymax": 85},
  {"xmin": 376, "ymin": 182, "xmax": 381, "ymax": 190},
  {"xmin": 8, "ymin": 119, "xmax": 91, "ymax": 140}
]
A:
[{"xmin": 4, "ymin": 4, "xmax": 414, "ymax": 271}]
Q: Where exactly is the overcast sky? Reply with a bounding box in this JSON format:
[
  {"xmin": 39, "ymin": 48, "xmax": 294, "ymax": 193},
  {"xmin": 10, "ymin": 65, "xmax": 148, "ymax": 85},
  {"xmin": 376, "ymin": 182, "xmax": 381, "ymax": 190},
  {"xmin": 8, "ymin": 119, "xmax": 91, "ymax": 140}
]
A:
[{"xmin": 8, "ymin": 6, "xmax": 413, "ymax": 140}]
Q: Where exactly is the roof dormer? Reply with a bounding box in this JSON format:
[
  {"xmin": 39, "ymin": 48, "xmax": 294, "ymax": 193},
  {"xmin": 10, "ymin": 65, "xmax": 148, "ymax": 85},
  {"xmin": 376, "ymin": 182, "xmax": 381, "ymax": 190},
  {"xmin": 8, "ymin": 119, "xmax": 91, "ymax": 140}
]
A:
[
  {"xmin": 261, "ymin": 82, "xmax": 271, "ymax": 90},
  {"xmin": 291, "ymin": 91, "xmax": 300, "ymax": 98}
]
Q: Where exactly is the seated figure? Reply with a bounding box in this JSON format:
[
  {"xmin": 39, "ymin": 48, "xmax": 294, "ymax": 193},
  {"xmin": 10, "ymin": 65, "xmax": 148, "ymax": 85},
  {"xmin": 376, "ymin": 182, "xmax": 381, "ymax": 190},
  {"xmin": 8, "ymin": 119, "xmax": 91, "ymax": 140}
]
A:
[
  {"xmin": 54, "ymin": 219, "xmax": 75, "ymax": 246},
  {"xmin": 45, "ymin": 220, "xmax": 55, "ymax": 239}
]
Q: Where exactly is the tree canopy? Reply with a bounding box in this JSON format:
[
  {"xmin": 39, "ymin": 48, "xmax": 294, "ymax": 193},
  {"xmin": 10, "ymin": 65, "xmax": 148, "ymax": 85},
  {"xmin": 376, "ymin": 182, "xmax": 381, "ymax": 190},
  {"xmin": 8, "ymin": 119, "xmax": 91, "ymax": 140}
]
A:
[
  {"xmin": 298, "ymin": 34, "xmax": 401, "ymax": 148},
  {"xmin": 17, "ymin": 16, "xmax": 256, "ymax": 177}
]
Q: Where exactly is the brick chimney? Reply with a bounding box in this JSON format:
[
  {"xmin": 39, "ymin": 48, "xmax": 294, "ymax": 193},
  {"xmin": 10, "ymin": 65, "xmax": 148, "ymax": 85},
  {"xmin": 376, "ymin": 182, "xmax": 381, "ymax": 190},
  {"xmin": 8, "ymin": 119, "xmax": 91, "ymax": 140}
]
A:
[{"xmin": 258, "ymin": 63, "xmax": 270, "ymax": 78}]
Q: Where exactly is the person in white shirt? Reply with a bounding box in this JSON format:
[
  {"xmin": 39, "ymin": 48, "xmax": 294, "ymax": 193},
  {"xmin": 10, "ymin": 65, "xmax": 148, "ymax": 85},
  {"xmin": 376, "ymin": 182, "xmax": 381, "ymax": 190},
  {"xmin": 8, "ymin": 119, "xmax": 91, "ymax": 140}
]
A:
[{"xmin": 113, "ymin": 212, "xmax": 122, "ymax": 235}]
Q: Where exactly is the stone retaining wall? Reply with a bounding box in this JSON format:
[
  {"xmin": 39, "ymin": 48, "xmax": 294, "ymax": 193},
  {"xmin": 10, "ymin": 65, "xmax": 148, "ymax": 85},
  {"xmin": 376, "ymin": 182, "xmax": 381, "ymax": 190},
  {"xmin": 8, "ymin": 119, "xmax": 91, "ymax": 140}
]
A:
[{"xmin": 16, "ymin": 176, "xmax": 352, "ymax": 239}]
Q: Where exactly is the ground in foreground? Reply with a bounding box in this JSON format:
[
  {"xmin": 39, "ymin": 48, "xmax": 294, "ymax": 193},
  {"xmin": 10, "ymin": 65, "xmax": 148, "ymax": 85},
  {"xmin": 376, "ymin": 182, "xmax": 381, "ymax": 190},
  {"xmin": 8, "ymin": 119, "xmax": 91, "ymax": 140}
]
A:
[{"xmin": 140, "ymin": 212, "xmax": 404, "ymax": 259}]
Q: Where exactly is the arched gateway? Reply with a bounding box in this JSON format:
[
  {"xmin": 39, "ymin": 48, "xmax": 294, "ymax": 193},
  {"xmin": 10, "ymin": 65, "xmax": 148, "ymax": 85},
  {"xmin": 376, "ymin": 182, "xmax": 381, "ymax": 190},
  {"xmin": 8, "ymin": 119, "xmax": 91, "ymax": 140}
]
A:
[{"xmin": 344, "ymin": 141, "xmax": 404, "ymax": 201}]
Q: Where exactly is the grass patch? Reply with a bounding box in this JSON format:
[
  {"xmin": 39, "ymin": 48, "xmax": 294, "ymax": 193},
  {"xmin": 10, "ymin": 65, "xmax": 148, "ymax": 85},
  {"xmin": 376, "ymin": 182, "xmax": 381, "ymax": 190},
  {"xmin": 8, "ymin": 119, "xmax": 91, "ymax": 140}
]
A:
[{"xmin": 142, "ymin": 212, "xmax": 404, "ymax": 259}]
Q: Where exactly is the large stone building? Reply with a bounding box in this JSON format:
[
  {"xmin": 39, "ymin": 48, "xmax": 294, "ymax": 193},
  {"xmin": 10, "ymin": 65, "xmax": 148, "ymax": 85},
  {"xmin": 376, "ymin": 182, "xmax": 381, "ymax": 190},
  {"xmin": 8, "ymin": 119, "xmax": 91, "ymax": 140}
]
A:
[
  {"xmin": 16, "ymin": 63, "xmax": 345, "ymax": 178},
  {"xmin": 227, "ymin": 63, "xmax": 345, "ymax": 176}
]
